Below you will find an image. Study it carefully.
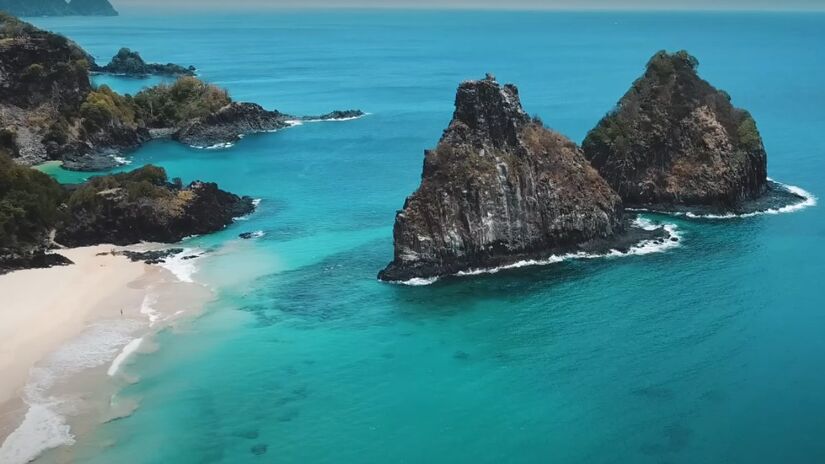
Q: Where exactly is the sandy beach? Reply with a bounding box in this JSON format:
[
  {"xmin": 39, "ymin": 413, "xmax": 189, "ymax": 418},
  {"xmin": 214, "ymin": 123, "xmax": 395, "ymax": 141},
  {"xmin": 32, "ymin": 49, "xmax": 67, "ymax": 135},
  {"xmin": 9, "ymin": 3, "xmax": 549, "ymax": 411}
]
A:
[{"xmin": 0, "ymin": 245, "xmax": 211, "ymax": 463}]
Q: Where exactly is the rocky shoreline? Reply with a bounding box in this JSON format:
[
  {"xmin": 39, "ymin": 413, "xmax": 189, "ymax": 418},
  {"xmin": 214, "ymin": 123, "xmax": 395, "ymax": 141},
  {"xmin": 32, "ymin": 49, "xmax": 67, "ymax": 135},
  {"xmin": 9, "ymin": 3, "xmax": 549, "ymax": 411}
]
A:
[
  {"xmin": 626, "ymin": 181, "xmax": 810, "ymax": 218},
  {"xmin": 379, "ymin": 217, "xmax": 674, "ymax": 282},
  {"xmin": 0, "ymin": 15, "xmax": 364, "ymax": 171}
]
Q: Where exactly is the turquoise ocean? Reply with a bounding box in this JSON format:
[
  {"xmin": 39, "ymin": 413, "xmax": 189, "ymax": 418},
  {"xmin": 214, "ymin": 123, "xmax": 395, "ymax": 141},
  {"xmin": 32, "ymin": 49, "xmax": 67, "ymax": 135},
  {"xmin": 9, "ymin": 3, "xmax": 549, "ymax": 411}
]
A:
[{"xmin": 23, "ymin": 10, "xmax": 825, "ymax": 463}]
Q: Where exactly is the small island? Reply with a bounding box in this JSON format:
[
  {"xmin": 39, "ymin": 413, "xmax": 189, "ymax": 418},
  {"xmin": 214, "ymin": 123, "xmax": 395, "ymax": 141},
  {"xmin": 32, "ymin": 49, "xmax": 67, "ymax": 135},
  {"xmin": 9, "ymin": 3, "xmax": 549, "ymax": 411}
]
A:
[
  {"xmin": 91, "ymin": 48, "xmax": 197, "ymax": 78},
  {"xmin": 378, "ymin": 75, "xmax": 670, "ymax": 282}
]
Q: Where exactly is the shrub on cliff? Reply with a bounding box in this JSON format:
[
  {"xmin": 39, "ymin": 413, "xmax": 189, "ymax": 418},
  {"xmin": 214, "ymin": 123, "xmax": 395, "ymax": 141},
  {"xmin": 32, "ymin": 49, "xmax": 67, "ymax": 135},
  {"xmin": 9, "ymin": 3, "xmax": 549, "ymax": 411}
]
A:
[
  {"xmin": 0, "ymin": 152, "xmax": 64, "ymax": 255},
  {"xmin": 79, "ymin": 85, "xmax": 138, "ymax": 130},
  {"xmin": 134, "ymin": 77, "xmax": 231, "ymax": 128}
]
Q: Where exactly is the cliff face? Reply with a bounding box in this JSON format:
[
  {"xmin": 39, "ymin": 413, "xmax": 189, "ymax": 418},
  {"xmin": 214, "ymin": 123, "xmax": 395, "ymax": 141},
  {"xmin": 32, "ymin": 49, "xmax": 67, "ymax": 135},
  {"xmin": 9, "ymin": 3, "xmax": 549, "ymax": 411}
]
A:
[
  {"xmin": 379, "ymin": 75, "xmax": 625, "ymax": 281},
  {"xmin": 582, "ymin": 50, "xmax": 768, "ymax": 210}
]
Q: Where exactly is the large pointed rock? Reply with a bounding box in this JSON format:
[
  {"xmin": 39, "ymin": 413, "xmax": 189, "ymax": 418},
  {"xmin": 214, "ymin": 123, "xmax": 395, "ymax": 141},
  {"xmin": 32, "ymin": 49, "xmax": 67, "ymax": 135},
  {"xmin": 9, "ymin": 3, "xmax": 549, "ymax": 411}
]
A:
[
  {"xmin": 582, "ymin": 50, "xmax": 768, "ymax": 211},
  {"xmin": 379, "ymin": 75, "xmax": 638, "ymax": 282}
]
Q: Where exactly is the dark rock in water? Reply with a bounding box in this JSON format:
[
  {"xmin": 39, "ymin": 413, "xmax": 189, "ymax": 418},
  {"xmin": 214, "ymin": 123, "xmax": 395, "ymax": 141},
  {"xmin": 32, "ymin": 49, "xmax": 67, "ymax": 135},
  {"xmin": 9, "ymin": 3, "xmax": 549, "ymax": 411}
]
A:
[
  {"xmin": 115, "ymin": 248, "xmax": 184, "ymax": 264},
  {"xmin": 182, "ymin": 255, "xmax": 199, "ymax": 260},
  {"xmin": 250, "ymin": 443, "xmax": 268, "ymax": 456},
  {"xmin": 453, "ymin": 350, "xmax": 471, "ymax": 360},
  {"xmin": 239, "ymin": 232, "xmax": 255, "ymax": 239},
  {"xmin": 379, "ymin": 74, "xmax": 654, "ymax": 282},
  {"xmin": 92, "ymin": 48, "xmax": 195, "ymax": 77},
  {"xmin": 583, "ymin": 50, "xmax": 768, "ymax": 212},
  {"xmin": 174, "ymin": 103, "xmax": 290, "ymax": 148},
  {"xmin": 303, "ymin": 109, "xmax": 365, "ymax": 121},
  {"xmin": 56, "ymin": 165, "xmax": 256, "ymax": 247},
  {"xmin": 0, "ymin": 252, "xmax": 72, "ymax": 275},
  {"xmin": 60, "ymin": 149, "xmax": 130, "ymax": 172}
]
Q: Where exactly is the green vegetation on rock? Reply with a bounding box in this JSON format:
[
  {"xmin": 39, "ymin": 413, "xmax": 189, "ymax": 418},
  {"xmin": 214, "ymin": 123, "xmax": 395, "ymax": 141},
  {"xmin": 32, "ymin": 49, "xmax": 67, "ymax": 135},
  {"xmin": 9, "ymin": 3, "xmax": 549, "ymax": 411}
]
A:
[
  {"xmin": 134, "ymin": 77, "xmax": 232, "ymax": 128},
  {"xmin": 0, "ymin": 152, "xmax": 63, "ymax": 256}
]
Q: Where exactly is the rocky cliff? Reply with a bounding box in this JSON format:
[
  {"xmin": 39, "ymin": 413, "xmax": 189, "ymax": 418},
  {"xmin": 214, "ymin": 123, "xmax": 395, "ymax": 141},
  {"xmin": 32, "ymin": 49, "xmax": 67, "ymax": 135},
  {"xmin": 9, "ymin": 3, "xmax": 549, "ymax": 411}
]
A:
[
  {"xmin": 0, "ymin": 158, "xmax": 255, "ymax": 272},
  {"xmin": 582, "ymin": 50, "xmax": 768, "ymax": 211},
  {"xmin": 379, "ymin": 75, "xmax": 655, "ymax": 282},
  {"xmin": 56, "ymin": 165, "xmax": 255, "ymax": 246}
]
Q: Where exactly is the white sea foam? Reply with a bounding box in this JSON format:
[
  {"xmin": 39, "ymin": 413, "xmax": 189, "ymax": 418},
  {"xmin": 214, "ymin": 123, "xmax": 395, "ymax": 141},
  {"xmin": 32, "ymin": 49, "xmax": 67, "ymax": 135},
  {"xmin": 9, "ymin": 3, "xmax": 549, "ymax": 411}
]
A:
[
  {"xmin": 286, "ymin": 113, "xmax": 369, "ymax": 126},
  {"xmin": 202, "ymin": 141, "xmax": 235, "ymax": 150},
  {"xmin": 391, "ymin": 217, "xmax": 682, "ymax": 286},
  {"xmin": 629, "ymin": 181, "xmax": 816, "ymax": 219},
  {"xmin": 158, "ymin": 249, "xmax": 204, "ymax": 283},
  {"xmin": 112, "ymin": 155, "xmax": 132, "ymax": 166},
  {"xmin": 139, "ymin": 294, "xmax": 161, "ymax": 327},
  {"xmin": 0, "ymin": 404, "xmax": 74, "ymax": 464},
  {"xmin": 107, "ymin": 338, "xmax": 144, "ymax": 377},
  {"xmin": 0, "ymin": 321, "xmax": 141, "ymax": 464}
]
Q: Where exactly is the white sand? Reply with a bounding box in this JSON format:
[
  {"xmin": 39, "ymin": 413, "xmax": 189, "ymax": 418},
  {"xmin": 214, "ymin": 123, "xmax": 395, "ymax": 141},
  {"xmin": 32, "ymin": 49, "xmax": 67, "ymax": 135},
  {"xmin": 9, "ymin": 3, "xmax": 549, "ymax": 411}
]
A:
[
  {"xmin": 0, "ymin": 246, "xmax": 147, "ymax": 439},
  {"xmin": 0, "ymin": 246, "xmax": 147, "ymax": 404}
]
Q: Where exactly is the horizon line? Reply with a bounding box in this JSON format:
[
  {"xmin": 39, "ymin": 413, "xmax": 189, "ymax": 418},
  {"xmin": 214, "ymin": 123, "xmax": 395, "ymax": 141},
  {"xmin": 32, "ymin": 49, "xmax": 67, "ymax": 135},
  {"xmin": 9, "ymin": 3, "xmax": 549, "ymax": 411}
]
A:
[{"xmin": 114, "ymin": 5, "xmax": 825, "ymax": 13}]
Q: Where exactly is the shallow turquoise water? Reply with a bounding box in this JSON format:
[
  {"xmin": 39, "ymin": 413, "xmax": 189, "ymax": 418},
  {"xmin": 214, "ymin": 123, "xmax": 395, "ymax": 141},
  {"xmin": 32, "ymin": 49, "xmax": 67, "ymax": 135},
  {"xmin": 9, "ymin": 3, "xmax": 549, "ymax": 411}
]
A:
[{"xmin": 30, "ymin": 11, "xmax": 825, "ymax": 463}]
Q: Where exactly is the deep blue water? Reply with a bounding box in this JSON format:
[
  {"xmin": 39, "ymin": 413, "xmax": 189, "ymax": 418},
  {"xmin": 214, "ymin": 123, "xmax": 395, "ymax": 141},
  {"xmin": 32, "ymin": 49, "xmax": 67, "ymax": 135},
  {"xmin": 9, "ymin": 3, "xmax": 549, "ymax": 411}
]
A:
[{"xmin": 29, "ymin": 11, "xmax": 825, "ymax": 464}]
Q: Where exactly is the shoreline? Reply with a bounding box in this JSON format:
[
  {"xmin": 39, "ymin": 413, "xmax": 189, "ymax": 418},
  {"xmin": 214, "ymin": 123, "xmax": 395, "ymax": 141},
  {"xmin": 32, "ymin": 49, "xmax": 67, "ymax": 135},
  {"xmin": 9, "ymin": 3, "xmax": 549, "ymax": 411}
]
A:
[{"xmin": 0, "ymin": 244, "xmax": 212, "ymax": 464}]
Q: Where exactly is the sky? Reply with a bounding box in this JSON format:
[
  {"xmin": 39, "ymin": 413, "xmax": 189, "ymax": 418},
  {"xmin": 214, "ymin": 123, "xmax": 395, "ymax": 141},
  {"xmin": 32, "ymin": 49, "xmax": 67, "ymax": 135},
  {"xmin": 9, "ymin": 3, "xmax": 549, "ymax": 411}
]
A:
[{"xmin": 113, "ymin": 0, "xmax": 825, "ymax": 11}]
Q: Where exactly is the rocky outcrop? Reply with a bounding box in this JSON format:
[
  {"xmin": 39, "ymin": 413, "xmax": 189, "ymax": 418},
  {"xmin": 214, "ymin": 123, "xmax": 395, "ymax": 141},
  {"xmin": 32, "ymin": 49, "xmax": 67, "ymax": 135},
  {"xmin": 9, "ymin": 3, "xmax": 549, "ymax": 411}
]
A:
[
  {"xmin": 56, "ymin": 165, "xmax": 256, "ymax": 246},
  {"xmin": 0, "ymin": 0, "xmax": 118, "ymax": 17},
  {"xmin": 379, "ymin": 75, "xmax": 660, "ymax": 282},
  {"xmin": 92, "ymin": 48, "xmax": 196, "ymax": 77},
  {"xmin": 67, "ymin": 0, "xmax": 118, "ymax": 16},
  {"xmin": 582, "ymin": 50, "xmax": 768, "ymax": 211},
  {"xmin": 174, "ymin": 103, "xmax": 291, "ymax": 147},
  {"xmin": 174, "ymin": 104, "xmax": 366, "ymax": 148},
  {"xmin": 1, "ymin": 154, "xmax": 256, "ymax": 271},
  {"xmin": 303, "ymin": 109, "xmax": 365, "ymax": 121}
]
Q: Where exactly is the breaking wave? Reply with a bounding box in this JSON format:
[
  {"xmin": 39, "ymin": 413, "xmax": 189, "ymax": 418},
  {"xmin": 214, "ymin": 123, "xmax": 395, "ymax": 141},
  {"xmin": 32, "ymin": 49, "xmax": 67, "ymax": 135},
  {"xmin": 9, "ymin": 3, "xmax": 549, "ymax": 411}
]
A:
[{"xmin": 392, "ymin": 217, "xmax": 682, "ymax": 286}]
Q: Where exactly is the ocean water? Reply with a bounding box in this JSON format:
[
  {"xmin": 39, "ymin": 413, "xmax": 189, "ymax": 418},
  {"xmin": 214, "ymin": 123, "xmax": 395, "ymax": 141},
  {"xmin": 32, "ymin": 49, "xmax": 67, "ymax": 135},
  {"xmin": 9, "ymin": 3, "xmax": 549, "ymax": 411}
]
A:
[{"xmin": 22, "ymin": 10, "xmax": 825, "ymax": 463}]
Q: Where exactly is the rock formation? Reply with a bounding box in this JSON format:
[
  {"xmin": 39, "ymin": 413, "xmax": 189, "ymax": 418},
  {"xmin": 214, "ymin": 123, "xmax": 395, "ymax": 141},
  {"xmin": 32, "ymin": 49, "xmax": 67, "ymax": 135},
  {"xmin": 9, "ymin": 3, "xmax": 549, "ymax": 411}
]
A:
[
  {"xmin": 379, "ymin": 75, "xmax": 660, "ymax": 282},
  {"xmin": 56, "ymin": 165, "xmax": 255, "ymax": 246},
  {"xmin": 0, "ymin": 154, "xmax": 256, "ymax": 271},
  {"xmin": 174, "ymin": 103, "xmax": 291, "ymax": 147},
  {"xmin": 92, "ymin": 48, "xmax": 196, "ymax": 77},
  {"xmin": 582, "ymin": 50, "xmax": 769, "ymax": 211}
]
